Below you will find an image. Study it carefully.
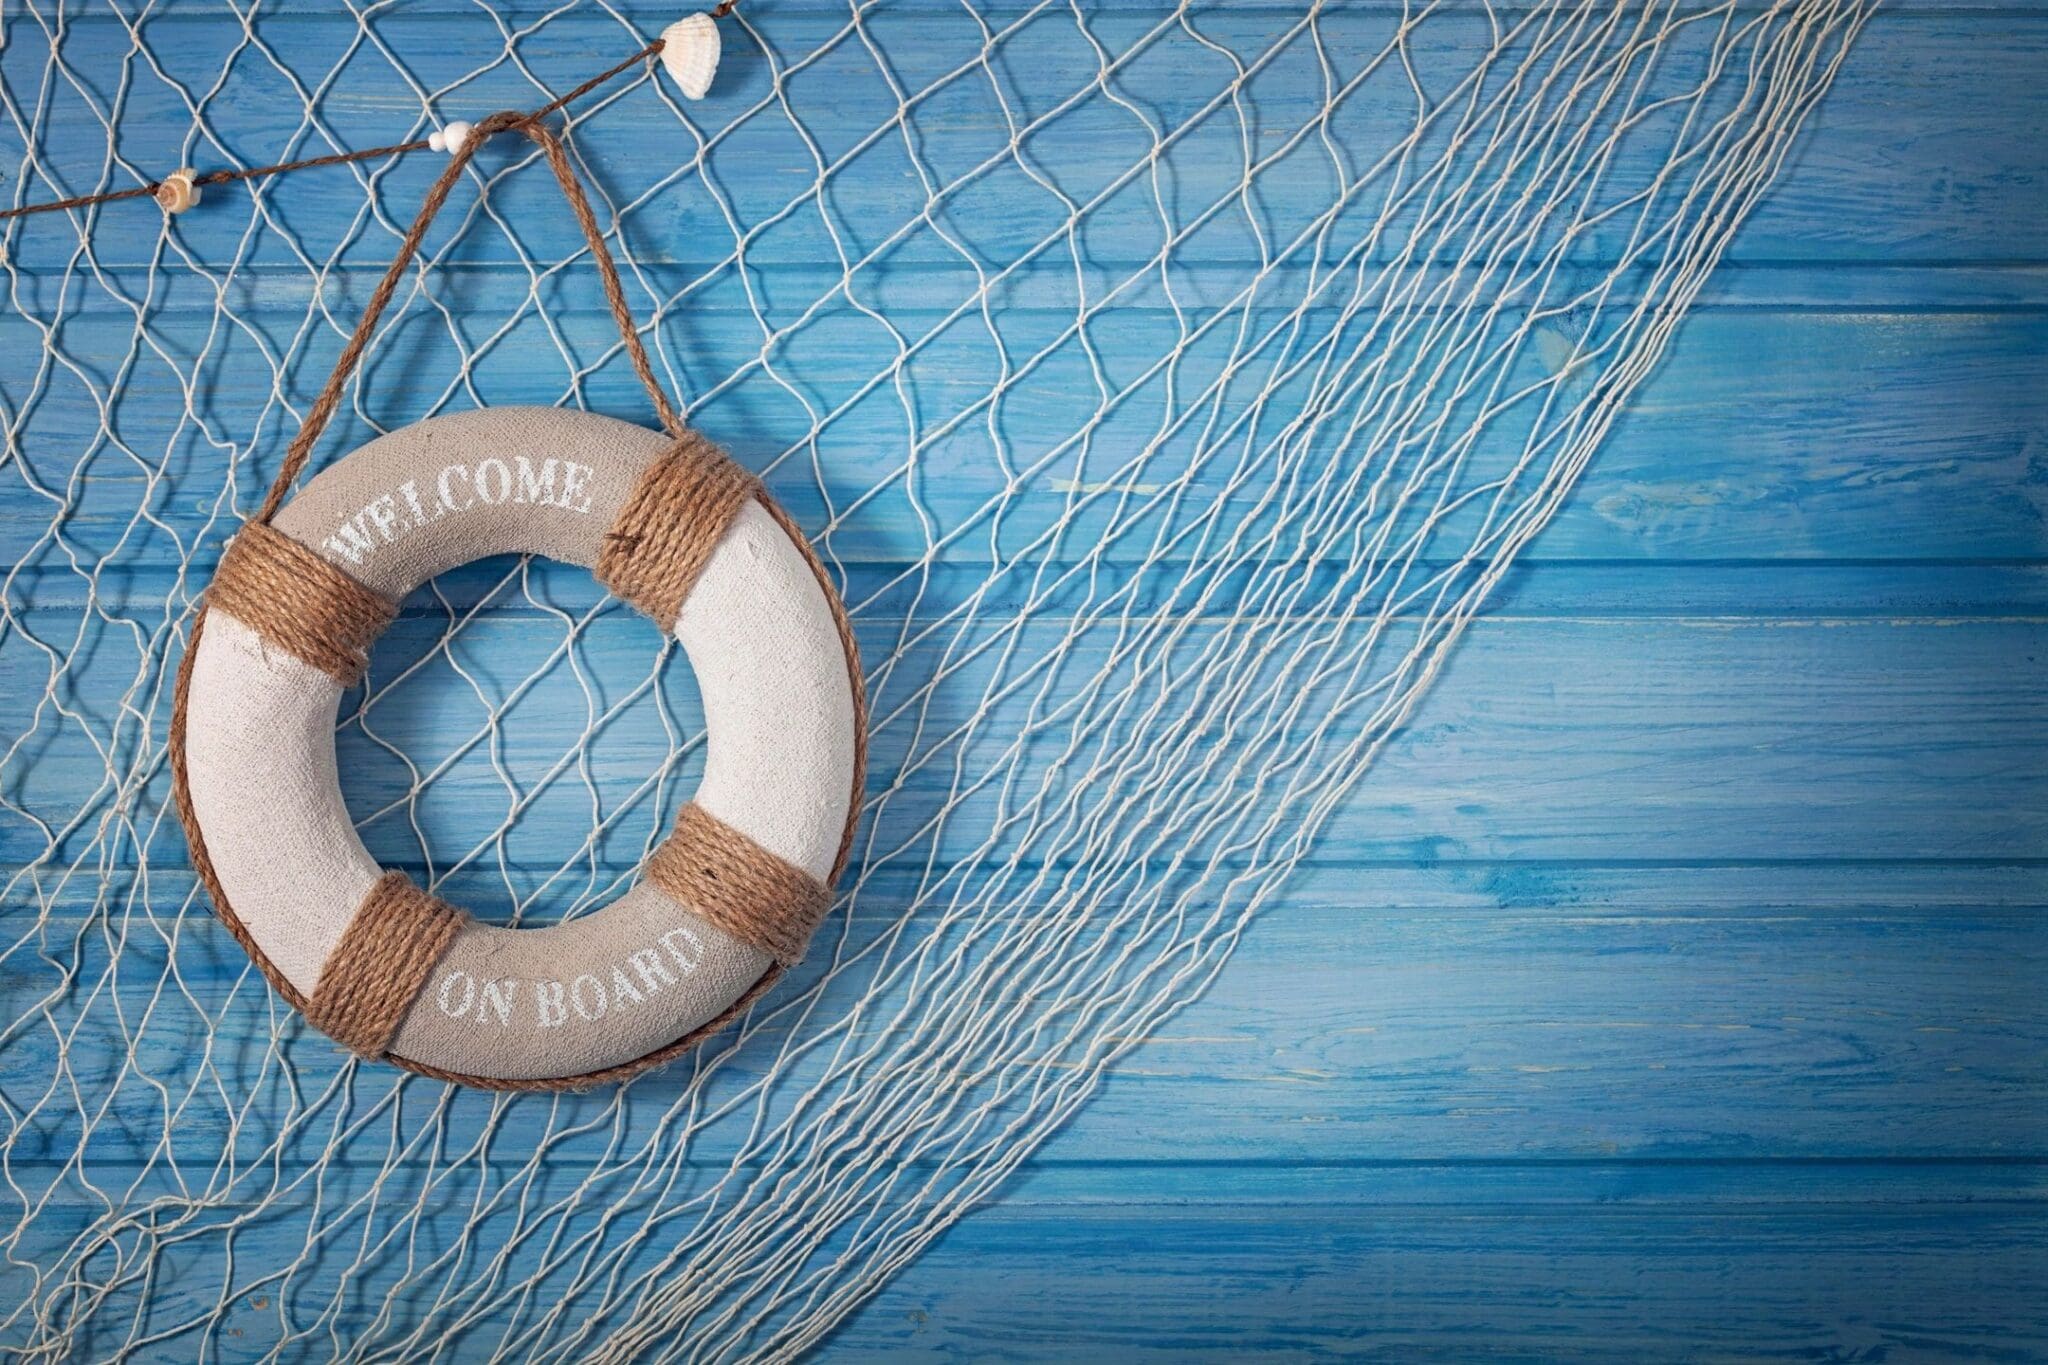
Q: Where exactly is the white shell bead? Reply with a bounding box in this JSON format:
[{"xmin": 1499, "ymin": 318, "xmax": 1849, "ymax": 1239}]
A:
[
  {"xmin": 660, "ymin": 14, "xmax": 721, "ymax": 100},
  {"xmin": 429, "ymin": 120, "xmax": 473, "ymax": 155}
]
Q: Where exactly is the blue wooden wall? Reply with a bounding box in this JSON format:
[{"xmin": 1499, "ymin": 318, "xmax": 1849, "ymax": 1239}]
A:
[
  {"xmin": 1, "ymin": 0, "xmax": 2043, "ymax": 1358},
  {"xmin": 842, "ymin": 10, "xmax": 2048, "ymax": 1353}
]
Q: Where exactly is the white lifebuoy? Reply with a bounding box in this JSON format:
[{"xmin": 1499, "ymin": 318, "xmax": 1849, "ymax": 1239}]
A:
[{"xmin": 173, "ymin": 407, "xmax": 862, "ymax": 1088}]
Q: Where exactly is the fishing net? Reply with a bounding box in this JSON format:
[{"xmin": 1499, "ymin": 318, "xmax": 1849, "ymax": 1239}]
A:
[{"xmin": 0, "ymin": 0, "xmax": 1866, "ymax": 1358}]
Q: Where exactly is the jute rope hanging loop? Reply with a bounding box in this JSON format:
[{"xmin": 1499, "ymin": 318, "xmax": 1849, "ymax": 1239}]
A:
[{"xmin": 170, "ymin": 117, "xmax": 864, "ymax": 1090}]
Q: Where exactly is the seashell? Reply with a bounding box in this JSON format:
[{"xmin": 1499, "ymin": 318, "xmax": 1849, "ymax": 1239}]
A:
[
  {"xmin": 660, "ymin": 13, "xmax": 721, "ymax": 100},
  {"xmin": 154, "ymin": 169, "xmax": 201, "ymax": 215},
  {"xmin": 429, "ymin": 120, "xmax": 473, "ymax": 155}
]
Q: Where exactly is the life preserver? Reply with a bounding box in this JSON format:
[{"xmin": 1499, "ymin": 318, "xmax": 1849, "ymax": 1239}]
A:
[{"xmin": 171, "ymin": 406, "xmax": 863, "ymax": 1088}]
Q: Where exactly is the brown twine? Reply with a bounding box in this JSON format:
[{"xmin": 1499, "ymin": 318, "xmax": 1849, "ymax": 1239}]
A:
[
  {"xmin": 598, "ymin": 430, "xmax": 760, "ymax": 625},
  {"xmin": 205, "ymin": 521, "xmax": 396, "ymax": 684},
  {"xmin": 645, "ymin": 804, "xmax": 833, "ymax": 966},
  {"xmin": 168, "ymin": 50, "xmax": 873, "ymax": 1090},
  {"xmin": 0, "ymin": 35, "xmax": 670, "ymax": 224},
  {"xmin": 253, "ymin": 113, "xmax": 683, "ymax": 527},
  {"xmin": 304, "ymin": 872, "xmax": 471, "ymax": 1057}
]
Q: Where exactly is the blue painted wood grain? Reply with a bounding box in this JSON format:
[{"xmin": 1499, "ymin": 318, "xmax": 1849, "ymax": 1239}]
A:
[{"xmin": 1, "ymin": 1, "xmax": 2043, "ymax": 1359}]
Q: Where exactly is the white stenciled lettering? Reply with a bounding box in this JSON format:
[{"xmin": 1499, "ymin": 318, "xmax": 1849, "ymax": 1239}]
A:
[
  {"xmin": 437, "ymin": 463, "xmax": 474, "ymax": 513},
  {"xmin": 319, "ymin": 458, "xmax": 601, "ymax": 571},
  {"xmin": 363, "ymin": 493, "xmax": 401, "ymax": 542},
  {"xmin": 479, "ymin": 977, "xmax": 519, "ymax": 1026},
  {"xmin": 436, "ymin": 466, "xmax": 471, "ymax": 515},
  {"xmin": 324, "ymin": 515, "xmax": 378, "ymax": 566},
  {"xmin": 398, "ymin": 478, "xmax": 434, "ymax": 527},
  {"xmin": 474, "ymin": 457, "xmax": 512, "ymax": 504},
  {"xmin": 433, "ymin": 921, "xmax": 718, "ymax": 1038},
  {"xmin": 628, "ymin": 947, "xmax": 676, "ymax": 993},
  {"xmin": 560, "ymin": 460, "xmax": 595, "ymax": 514},
  {"xmin": 437, "ymin": 970, "xmax": 476, "ymax": 1018},
  {"xmin": 608, "ymin": 963, "xmax": 646, "ymax": 1008},
  {"xmin": 660, "ymin": 926, "xmax": 704, "ymax": 975},
  {"xmin": 570, "ymin": 973, "xmax": 608, "ymax": 1021},
  {"xmin": 514, "ymin": 455, "xmax": 559, "ymax": 507}
]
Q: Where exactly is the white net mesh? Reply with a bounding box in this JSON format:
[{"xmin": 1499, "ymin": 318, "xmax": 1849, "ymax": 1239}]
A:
[{"xmin": 1, "ymin": 0, "xmax": 1865, "ymax": 1358}]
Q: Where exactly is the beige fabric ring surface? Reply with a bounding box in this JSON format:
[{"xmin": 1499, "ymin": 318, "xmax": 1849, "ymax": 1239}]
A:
[{"xmin": 172, "ymin": 407, "xmax": 863, "ymax": 1089}]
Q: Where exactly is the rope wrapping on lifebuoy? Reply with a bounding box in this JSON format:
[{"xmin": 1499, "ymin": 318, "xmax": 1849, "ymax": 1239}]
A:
[
  {"xmin": 646, "ymin": 804, "xmax": 833, "ymax": 968},
  {"xmin": 306, "ymin": 873, "xmax": 470, "ymax": 1057},
  {"xmin": 598, "ymin": 429, "xmax": 762, "ymax": 624},
  {"xmin": 206, "ymin": 522, "xmax": 397, "ymax": 684}
]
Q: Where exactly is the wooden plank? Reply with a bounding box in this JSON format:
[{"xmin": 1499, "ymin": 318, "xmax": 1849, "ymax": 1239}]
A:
[
  {"xmin": 9, "ymin": 614, "xmax": 2041, "ymax": 867},
  {"xmin": 10, "ymin": 1163, "xmax": 2043, "ymax": 1360},
  {"xmin": 3, "ymin": 307, "xmax": 2045, "ymax": 570},
  {"xmin": 150, "ymin": 0, "xmax": 2048, "ymax": 14},
  {"xmin": 824, "ymin": 1173, "xmax": 2048, "ymax": 1361},
  {"xmin": 5, "ymin": 864, "xmax": 2042, "ymax": 1166},
  {"xmin": 8, "ymin": 255, "xmax": 2048, "ymax": 309},
  {"xmin": 0, "ymin": 13, "xmax": 2039, "ymax": 273},
  {"xmin": 12, "ymin": 557, "xmax": 2048, "ymax": 619}
]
